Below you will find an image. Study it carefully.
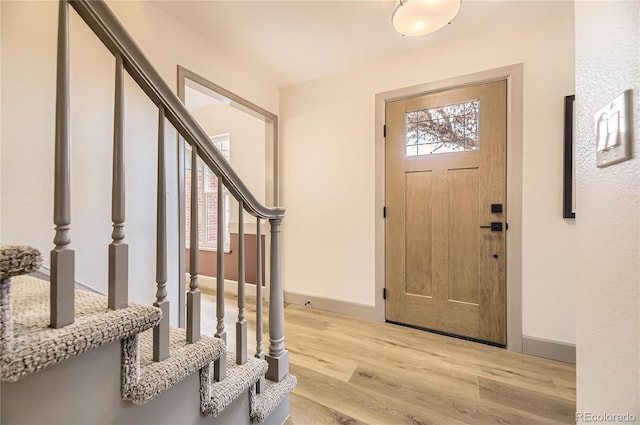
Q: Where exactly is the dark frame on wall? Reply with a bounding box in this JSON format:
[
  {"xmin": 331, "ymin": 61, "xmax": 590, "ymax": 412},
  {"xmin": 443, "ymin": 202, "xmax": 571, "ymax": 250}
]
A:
[{"xmin": 563, "ymin": 95, "xmax": 576, "ymax": 219}]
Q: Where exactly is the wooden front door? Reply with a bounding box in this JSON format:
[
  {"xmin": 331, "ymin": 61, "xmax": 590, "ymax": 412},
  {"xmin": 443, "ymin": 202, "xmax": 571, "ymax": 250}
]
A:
[{"xmin": 385, "ymin": 81, "xmax": 507, "ymax": 345}]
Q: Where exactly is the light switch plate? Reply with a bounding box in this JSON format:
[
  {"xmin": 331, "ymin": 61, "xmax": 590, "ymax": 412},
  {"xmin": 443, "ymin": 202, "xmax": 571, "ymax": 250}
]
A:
[{"xmin": 595, "ymin": 90, "xmax": 632, "ymax": 168}]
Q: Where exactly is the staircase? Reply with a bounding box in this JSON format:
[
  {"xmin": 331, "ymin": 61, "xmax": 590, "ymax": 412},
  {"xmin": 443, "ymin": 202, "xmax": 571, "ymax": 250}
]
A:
[{"xmin": 0, "ymin": 0, "xmax": 295, "ymax": 423}]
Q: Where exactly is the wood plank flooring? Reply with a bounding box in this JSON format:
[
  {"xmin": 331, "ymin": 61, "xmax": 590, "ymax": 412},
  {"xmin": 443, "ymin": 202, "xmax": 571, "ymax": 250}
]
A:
[{"xmin": 199, "ymin": 292, "xmax": 576, "ymax": 425}]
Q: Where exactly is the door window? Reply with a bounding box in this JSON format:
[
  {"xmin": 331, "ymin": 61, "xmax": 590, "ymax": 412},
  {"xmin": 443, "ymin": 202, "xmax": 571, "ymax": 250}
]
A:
[{"xmin": 405, "ymin": 100, "xmax": 479, "ymax": 156}]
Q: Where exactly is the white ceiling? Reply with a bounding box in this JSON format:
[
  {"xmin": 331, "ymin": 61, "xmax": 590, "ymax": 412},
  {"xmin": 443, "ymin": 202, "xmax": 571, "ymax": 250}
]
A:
[{"xmin": 153, "ymin": 0, "xmax": 571, "ymax": 88}]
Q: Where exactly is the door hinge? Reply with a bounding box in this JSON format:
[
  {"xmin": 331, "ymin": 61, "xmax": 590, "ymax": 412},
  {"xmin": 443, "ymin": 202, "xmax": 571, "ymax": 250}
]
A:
[
  {"xmin": 506, "ymin": 222, "xmax": 509, "ymax": 231},
  {"xmin": 383, "ymin": 288, "xmax": 387, "ymax": 300},
  {"xmin": 383, "ymin": 206, "xmax": 387, "ymax": 218},
  {"xmin": 383, "ymin": 124, "xmax": 386, "ymax": 138}
]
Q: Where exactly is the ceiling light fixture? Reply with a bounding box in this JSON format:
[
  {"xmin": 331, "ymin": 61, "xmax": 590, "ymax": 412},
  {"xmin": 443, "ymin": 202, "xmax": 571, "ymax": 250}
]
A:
[{"xmin": 392, "ymin": 0, "xmax": 461, "ymax": 37}]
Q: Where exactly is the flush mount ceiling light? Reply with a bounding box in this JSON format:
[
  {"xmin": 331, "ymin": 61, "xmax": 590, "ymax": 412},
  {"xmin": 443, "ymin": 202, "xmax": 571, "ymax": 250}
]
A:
[{"xmin": 392, "ymin": 0, "xmax": 461, "ymax": 36}]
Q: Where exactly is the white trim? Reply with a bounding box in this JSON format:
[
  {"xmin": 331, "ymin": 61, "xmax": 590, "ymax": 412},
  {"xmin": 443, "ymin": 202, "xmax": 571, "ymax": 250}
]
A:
[
  {"xmin": 374, "ymin": 64, "xmax": 524, "ymax": 352},
  {"xmin": 196, "ymin": 246, "xmax": 232, "ymax": 254},
  {"xmin": 185, "ymin": 140, "xmax": 232, "ymax": 253}
]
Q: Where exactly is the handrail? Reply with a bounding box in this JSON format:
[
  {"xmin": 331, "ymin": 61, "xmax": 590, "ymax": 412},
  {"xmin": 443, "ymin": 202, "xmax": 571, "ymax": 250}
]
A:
[
  {"xmin": 68, "ymin": 0, "xmax": 284, "ymax": 220},
  {"xmin": 51, "ymin": 0, "xmax": 290, "ymax": 383}
]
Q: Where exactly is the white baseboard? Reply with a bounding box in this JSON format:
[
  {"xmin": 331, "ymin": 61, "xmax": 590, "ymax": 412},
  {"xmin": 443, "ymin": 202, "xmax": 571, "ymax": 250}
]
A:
[
  {"xmin": 522, "ymin": 335, "xmax": 576, "ymax": 364},
  {"xmin": 284, "ymin": 291, "xmax": 378, "ymax": 321}
]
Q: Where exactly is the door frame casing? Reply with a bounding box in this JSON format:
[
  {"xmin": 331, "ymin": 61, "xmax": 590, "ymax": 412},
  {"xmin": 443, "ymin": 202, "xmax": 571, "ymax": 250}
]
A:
[
  {"xmin": 176, "ymin": 65, "xmax": 279, "ymax": 329},
  {"xmin": 374, "ymin": 64, "xmax": 524, "ymax": 352}
]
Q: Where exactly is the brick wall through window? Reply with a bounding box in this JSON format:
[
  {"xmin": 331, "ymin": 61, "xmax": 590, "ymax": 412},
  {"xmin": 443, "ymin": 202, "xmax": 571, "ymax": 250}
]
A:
[{"xmin": 185, "ymin": 134, "xmax": 230, "ymax": 250}]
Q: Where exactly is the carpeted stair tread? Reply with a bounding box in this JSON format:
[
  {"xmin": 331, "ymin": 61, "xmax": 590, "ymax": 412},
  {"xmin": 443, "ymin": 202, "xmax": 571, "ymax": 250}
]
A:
[
  {"xmin": 0, "ymin": 245, "xmax": 42, "ymax": 279},
  {"xmin": 127, "ymin": 327, "xmax": 226, "ymax": 405},
  {"xmin": 2, "ymin": 275, "xmax": 161, "ymax": 382},
  {"xmin": 202, "ymin": 352, "xmax": 269, "ymax": 416},
  {"xmin": 250, "ymin": 374, "xmax": 297, "ymax": 423}
]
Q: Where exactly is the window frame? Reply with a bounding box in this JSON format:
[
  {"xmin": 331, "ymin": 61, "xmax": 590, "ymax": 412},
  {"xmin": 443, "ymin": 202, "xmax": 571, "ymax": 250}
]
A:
[{"xmin": 405, "ymin": 99, "xmax": 480, "ymax": 157}]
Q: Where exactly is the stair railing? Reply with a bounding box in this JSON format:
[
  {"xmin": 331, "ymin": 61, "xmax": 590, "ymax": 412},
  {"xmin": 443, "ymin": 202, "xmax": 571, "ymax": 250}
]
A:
[{"xmin": 51, "ymin": 0, "xmax": 289, "ymax": 384}]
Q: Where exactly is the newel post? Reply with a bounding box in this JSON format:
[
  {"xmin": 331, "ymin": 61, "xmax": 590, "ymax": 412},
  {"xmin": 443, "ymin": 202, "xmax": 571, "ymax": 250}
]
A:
[{"xmin": 266, "ymin": 218, "xmax": 288, "ymax": 382}]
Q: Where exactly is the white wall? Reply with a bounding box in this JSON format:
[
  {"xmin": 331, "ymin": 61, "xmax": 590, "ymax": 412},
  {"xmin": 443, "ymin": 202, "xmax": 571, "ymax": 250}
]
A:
[
  {"xmin": 191, "ymin": 103, "xmax": 267, "ymax": 224},
  {"xmin": 0, "ymin": 1, "xmax": 278, "ymax": 325},
  {"xmin": 280, "ymin": 5, "xmax": 576, "ymax": 343},
  {"xmin": 575, "ymin": 1, "xmax": 639, "ymax": 417}
]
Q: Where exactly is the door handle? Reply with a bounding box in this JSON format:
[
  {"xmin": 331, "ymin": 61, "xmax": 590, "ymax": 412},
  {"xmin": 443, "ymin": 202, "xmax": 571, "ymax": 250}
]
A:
[{"xmin": 480, "ymin": 222, "xmax": 503, "ymax": 232}]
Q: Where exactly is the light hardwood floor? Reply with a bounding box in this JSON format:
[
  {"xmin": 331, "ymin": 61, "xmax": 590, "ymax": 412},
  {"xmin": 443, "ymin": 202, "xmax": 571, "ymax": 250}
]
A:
[{"xmin": 200, "ymin": 291, "xmax": 576, "ymax": 425}]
